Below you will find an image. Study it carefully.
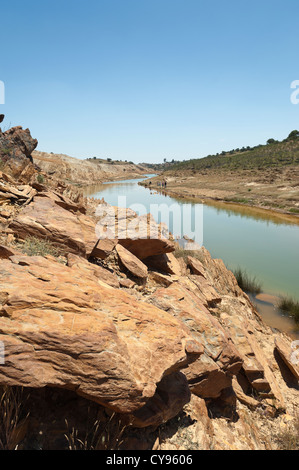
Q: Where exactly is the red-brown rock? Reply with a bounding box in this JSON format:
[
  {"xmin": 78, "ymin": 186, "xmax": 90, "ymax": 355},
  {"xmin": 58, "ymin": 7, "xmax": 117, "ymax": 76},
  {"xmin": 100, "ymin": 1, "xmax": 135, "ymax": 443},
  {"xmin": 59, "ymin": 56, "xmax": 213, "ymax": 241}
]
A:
[
  {"xmin": 116, "ymin": 244, "xmax": 148, "ymax": 280},
  {"xmin": 9, "ymin": 196, "xmax": 98, "ymax": 257},
  {"xmin": 0, "ymin": 254, "xmax": 201, "ymax": 417}
]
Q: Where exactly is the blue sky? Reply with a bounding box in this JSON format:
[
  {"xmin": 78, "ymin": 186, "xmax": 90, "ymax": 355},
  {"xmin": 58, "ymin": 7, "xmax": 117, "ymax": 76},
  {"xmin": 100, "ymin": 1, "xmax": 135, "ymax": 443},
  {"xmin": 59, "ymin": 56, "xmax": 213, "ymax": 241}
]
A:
[{"xmin": 1, "ymin": 0, "xmax": 299, "ymax": 163}]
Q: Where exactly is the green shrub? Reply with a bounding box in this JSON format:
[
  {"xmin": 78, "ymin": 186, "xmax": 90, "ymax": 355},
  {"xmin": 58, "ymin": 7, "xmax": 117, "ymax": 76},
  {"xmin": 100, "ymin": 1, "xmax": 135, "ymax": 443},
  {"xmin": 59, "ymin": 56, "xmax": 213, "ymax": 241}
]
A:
[{"xmin": 36, "ymin": 174, "xmax": 45, "ymax": 184}]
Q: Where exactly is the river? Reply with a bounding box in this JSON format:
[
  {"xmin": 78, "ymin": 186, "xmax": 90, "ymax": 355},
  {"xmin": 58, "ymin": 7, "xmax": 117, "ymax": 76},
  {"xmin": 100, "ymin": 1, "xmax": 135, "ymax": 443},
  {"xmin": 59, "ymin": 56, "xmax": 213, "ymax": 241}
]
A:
[{"xmin": 84, "ymin": 175, "xmax": 299, "ymax": 338}]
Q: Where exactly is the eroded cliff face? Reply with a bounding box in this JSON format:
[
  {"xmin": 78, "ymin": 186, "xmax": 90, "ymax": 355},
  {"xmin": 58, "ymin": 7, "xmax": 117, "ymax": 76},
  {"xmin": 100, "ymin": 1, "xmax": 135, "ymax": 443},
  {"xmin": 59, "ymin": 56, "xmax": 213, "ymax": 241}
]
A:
[
  {"xmin": 0, "ymin": 123, "xmax": 298, "ymax": 450},
  {"xmin": 32, "ymin": 150, "xmax": 148, "ymax": 186}
]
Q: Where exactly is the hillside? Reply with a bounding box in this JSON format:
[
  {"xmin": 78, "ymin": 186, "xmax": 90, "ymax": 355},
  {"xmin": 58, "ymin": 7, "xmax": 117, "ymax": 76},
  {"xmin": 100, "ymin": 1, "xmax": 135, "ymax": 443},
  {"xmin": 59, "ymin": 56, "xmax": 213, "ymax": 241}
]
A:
[
  {"xmin": 169, "ymin": 131, "xmax": 299, "ymax": 172},
  {"xmin": 33, "ymin": 150, "xmax": 148, "ymax": 186},
  {"xmin": 141, "ymin": 131, "xmax": 299, "ymax": 219}
]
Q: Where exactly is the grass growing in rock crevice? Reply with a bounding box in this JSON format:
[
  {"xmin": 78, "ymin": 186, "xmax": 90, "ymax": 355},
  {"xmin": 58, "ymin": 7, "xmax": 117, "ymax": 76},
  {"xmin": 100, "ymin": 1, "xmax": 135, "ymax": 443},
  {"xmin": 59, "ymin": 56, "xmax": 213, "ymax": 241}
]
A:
[
  {"xmin": 278, "ymin": 297, "xmax": 299, "ymax": 325},
  {"xmin": 15, "ymin": 236, "xmax": 62, "ymax": 259},
  {"xmin": 232, "ymin": 267, "xmax": 262, "ymax": 295},
  {"xmin": 173, "ymin": 247, "xmax": 205, "ymax": 264},
  {"xmin": 275, "ymin": 412, "xmax": 299, "ymax": 450}
]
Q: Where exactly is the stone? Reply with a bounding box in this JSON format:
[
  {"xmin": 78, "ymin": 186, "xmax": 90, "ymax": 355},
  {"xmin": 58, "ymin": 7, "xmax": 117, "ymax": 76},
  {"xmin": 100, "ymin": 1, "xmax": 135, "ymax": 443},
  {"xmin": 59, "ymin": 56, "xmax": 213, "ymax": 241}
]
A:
[
  {"xmin": 275, "ymin": 336, "xmax": 299, "ymax": 381},
  {"xmin": 119, "ymin": 238, "xmax": 175, "ymax": 261},
  {"xmin": 37, "ymin": 189, "xmax": 86, "ymax": 214},
  {"xmin": 150, "ymin": 282, "xmax": 243, "ymax": 399},
  {"xmin": 130, "ymin": 372, "xmax": 191, "ymax": 428},
  {"xmin": 0, "ymin": 244, "xmax": 19, "ymax": 259},
  {"xmin": 232, "ymin": 377, "xmax": 262, "ymax": 410},
  {"xmin": 95, "ymin": 205, "xmax": 175, "ymax": 260},
  {"xmin": 116, "ymin": 244, "xmax": 148, "ymax": 280},
  {"xmin": 0, "ymin": 254, "xmax": 201, "ymax": 416},
  {"xmin": 1, "ymin": 126, "xmax": 38, "ymax": 159},
  {"xmin": 144, "ymin": 252, "xmax": 182, "ymax": 276},
  {"xmin": 148, "ymin": 272, "xmax": 178, "ymax": 287},
  {"xmin": 9, "ymin": 195, "xmax": 98, "ymax": 258},
  {"xmin": 186, "ymin": 355, "xmax": 232, "ymax": 399},
  {"xmin": 66, "ymin": 253, "xmax": 119, "ymax": 289},
  {"xmin": 0, "ymin": 126, "xmax": 38, "ymax": 183},
  {"xmin": 91, "ymin": 238, "xmax": 118, "ymax": 260},
  {"xmin": 187, "ymin": 256, "xmax": 206, "ymax": 277},
  {"xmin": 251, "ymin": 378, "xmax": 272, "ymax": 394},
  {"xmin": 120, "ymin": 278, "xmax": 135, "ymax": 289}
]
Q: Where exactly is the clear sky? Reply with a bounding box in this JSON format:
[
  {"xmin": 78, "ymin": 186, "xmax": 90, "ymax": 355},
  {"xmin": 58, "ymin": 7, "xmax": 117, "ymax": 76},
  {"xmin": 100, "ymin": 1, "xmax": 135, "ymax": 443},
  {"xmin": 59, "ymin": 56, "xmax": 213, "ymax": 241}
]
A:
[{"xmin": 1, "ymin": 0, "xmax": 299, "ymax": 163}]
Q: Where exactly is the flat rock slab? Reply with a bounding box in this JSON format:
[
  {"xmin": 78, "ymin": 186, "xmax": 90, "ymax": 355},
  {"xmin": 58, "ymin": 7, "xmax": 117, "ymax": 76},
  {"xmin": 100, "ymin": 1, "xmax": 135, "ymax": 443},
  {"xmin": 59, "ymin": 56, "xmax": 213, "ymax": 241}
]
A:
[
  {"xmin": 187, "ymin": 256, "xmax": 206, "ymax": 278},
  {"xmin": 116, "ymin": 244, "xmax": 148, "ymax": 280},
  {"xmin": 0, "ymin": 254, "xmax": 200, "ymax": 416},
  {"xmin": 9, "ymin": 196, "xmax": 98, "ymax": 257}
]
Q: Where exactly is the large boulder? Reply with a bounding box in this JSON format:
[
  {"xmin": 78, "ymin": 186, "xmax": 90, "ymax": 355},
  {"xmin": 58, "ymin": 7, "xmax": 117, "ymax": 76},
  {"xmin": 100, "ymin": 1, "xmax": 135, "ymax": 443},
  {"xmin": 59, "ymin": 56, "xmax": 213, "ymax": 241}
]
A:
[
  {"xmin": 0, "ymin": 126, "xmax": 38, "ymax": 159},
  {"xmin": 0, "ymin": 254, "xmax": 202, "ymax": 417},
  {"xmin": 115, "ymin": 244, "xmax": 148, "ymax": 280},
  {"xmin": 0, "ymin": 125, "xmax": 38, "ymax": 182}
]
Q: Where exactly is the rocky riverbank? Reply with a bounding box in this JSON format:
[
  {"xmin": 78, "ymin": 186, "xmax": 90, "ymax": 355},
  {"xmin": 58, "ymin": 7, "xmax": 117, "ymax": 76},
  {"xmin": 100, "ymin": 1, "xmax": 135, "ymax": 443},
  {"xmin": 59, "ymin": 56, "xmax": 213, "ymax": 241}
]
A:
[{"xmin": 0, "ymin": 121, "xmax": 298, "ymax": 450}]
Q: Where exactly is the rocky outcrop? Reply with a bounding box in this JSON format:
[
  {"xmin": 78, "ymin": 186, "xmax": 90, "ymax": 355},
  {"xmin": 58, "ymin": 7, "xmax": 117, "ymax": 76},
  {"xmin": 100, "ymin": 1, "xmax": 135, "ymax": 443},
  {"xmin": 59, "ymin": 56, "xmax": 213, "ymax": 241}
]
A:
[
  {"xmin": 0, "ymin": 133, "xmax": 298, "ymax": 449},
  {"xmin": 115, "ymin": 244, "xmax": 148, "ymax": 281},
  {"xmin": 143, "ymin": 252, "xmax": 182, "ymax": 276},
  {"xmin": 9, "ymin": 195, "xmax": 98, "ymax": 258},
  {"xmin": 0, "ymin": 253, "xmax": 202, "ymax": 416},
  {"xmin": 0, "ymin": 123, "xmax": 38, "ymax": 182},
  {"xmin": 95, "ymin": 206, "xmax": 175, "ymax": 260},
  {"xmin": 149, "ymin": 282, "xmax": 243, "ymax": 399},
  {"xmin": 32, "ymin": 150, "xmax": 148, "ymax": 186}
]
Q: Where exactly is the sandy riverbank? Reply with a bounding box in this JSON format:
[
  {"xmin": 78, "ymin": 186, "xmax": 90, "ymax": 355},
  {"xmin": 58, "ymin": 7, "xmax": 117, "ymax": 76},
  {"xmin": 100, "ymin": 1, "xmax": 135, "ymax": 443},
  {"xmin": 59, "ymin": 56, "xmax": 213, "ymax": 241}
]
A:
[{"xmin": 141, "ymin": 167, "xmax": 299, "ymax": 225}]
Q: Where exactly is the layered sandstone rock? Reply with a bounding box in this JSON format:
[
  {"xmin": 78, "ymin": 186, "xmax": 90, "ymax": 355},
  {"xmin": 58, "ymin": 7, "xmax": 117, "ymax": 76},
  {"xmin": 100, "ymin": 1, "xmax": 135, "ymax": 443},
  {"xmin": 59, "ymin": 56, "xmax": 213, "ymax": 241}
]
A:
[
  {"xmin": 150, "ymin": 282, "xmax": 243, "ymax": 399},
  {"xmin": 32, "ymin": 150, "xmax": 148, "ymax": 186},
  {"xmin": 143, "ymin": 252, "xmax": 182, "ymax": 276},
  {"xmin": 0, "ymin": 129, "xmax": 298, "ymax": 448},
  {"xmin": 0, "ymin": 254, "xmax": 202, "ymax": 417},
  {"xmin": 9, "ymin": 195, "xmax": 98, "ymax": 258},
  {"xmin": 115, "ymin": 244, "xmax": 148, "ymax": 281}
]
